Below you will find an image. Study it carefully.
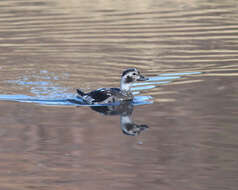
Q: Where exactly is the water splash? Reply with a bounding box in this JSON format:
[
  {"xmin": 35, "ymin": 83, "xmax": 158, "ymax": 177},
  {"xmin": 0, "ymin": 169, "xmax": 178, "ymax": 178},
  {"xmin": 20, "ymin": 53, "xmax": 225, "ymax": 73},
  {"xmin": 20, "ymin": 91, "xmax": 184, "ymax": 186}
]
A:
[{"xmin": 6, "ymin": 70, "xmax": 70, "ymax": 98}]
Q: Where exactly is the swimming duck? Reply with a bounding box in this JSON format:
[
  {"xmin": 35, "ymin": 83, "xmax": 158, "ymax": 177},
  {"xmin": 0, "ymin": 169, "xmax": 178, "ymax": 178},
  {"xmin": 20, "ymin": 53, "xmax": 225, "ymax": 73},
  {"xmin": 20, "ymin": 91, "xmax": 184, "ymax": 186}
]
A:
[{"xmin": 76, "ymin": 68, "xmax": 148, "ymax": 104}]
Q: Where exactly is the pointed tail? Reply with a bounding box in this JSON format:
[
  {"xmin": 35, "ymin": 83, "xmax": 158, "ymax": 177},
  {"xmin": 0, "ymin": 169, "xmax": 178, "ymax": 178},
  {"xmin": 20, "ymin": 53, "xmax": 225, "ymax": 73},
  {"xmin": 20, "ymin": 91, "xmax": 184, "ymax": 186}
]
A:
[{"xmin": 76, "ymin": 89, "xmax": 85, "ymax": 97}]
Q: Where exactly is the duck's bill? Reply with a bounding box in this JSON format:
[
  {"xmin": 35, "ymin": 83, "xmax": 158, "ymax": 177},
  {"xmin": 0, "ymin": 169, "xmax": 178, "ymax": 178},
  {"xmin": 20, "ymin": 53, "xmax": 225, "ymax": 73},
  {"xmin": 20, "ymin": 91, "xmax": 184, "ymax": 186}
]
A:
[{"xmin": 137, "ymin": 75, "xmax": 148, "ymax": 81}]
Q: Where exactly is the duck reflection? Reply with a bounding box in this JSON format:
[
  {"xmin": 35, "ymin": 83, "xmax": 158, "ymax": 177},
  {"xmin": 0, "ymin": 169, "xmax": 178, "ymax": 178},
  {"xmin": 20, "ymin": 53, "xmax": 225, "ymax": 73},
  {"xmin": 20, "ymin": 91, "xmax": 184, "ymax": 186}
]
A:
[{"xmin": 91, "ymin": 101, "xmax": 148, "ymax": 136}]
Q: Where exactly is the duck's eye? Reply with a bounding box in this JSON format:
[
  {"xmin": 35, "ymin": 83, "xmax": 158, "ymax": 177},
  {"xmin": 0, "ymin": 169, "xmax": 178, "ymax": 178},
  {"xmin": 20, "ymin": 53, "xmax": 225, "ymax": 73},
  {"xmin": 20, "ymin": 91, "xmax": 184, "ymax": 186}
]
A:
[{"xmin": 133, "ymin": 73, "xmax": 136, "ymax": 75}]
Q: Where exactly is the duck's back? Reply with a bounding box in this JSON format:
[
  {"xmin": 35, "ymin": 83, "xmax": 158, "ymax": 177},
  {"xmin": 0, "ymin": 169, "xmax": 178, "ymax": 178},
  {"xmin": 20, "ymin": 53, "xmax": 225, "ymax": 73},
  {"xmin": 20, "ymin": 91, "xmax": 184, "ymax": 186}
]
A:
[{"xmin": 83, "ymin": 88, "xmax": 133, "ymax": 104}]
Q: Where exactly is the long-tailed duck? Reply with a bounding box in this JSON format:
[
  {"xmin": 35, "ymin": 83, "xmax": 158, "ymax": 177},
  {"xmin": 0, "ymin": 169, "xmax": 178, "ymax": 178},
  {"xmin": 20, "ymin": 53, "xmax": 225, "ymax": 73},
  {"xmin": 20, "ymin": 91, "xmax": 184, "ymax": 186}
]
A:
[{"xmin": 76, "ymin": 68, "xmax": 147, "ymax": 104}]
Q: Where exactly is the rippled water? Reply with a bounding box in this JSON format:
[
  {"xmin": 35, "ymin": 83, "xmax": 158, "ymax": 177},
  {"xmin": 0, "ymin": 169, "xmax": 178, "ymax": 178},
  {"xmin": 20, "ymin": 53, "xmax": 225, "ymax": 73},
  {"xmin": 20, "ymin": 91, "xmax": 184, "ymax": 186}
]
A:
[{"xmin": 0, "ymin": 0, "xmax": 238, "ymax": 189}]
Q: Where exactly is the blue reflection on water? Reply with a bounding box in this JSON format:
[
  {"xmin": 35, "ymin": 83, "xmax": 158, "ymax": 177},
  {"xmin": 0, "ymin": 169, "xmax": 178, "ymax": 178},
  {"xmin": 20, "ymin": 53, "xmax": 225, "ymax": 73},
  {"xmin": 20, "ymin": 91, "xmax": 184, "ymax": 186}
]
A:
[
  {"xmin": 0, "ymin": 94, "xmax": 76, "ymax": 105},
  {"xmin": 160, "ymin": 71, "xmax": 201, "ymax": 76},
  {"xmin": 146, "ymin": 76, "xmax": 180, "ymax": 81},
  {"xmin": 8, "ymin": 80, "xmax": 51, "ymax": 86},
  {"xmin": 0, "ymin": 94, "xmax": 153, "ymax": 106},
  {"xmin": 132, "ymin": 85, "xmax": 156, "ymax": 91}
]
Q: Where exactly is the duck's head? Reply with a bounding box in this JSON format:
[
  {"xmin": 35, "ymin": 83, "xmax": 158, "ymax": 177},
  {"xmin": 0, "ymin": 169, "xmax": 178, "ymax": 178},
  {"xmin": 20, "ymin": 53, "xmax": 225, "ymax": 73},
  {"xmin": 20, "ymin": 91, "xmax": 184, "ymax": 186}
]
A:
[{"xmin": 120, "ymin": 68, "xmax": 148, "ymax": 91}]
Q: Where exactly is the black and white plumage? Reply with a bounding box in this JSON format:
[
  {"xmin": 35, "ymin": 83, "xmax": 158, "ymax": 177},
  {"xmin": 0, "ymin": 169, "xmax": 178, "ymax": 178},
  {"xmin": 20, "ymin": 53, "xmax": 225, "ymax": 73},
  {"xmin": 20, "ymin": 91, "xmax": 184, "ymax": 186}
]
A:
[
  {"xmin": 76, "ymin": 87, "xmax": 132, "ymax": 104},
  {"xmin": 76, "ymin": 68, "xmax": 147, "ymax": 104}
]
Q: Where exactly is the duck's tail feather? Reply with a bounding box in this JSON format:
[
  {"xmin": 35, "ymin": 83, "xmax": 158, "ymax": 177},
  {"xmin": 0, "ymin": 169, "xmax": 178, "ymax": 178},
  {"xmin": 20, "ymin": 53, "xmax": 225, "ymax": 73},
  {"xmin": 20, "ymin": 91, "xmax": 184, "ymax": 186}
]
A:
[{"xmin": 76, "ymin": 89, "xmax": 85, "ymax": 97}]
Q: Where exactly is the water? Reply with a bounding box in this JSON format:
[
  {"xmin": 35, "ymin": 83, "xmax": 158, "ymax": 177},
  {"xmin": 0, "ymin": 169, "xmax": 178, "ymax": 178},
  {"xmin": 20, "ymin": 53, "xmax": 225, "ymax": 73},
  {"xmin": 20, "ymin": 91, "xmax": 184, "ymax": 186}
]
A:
[{"xmin": 0, "ymin": 0, "xmax": 238, "ymax": 189}]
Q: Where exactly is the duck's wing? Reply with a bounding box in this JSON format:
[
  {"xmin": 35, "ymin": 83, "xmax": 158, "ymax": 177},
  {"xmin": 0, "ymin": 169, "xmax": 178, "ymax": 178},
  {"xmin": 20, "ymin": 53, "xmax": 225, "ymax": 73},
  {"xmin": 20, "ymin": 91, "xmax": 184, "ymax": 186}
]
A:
[{"xmin": 87, "ymin": 88, "xmax": 120, "ymax": 103}]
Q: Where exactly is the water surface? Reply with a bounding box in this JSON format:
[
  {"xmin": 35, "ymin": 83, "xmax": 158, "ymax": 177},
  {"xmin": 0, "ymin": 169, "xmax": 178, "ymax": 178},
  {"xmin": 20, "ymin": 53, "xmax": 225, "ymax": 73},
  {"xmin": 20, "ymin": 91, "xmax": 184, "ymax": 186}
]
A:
[{"xmin": 0, "ymin": 0, "xmax": 238, "ymax": 190}]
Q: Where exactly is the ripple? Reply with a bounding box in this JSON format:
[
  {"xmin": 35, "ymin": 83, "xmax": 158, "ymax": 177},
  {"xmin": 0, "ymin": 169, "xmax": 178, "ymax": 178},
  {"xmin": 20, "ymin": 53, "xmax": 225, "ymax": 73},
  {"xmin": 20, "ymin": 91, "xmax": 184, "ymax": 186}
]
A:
[
  {"xmin": 0, "ymin": 1, "xmax": 238, "ymax": 189},
  {"xmin": 0, "ymin": 0, "xmax": 236, "ymax": 105},
  {"xmin": 0, "ymin": 93, "xmax": 153, "ymax": 107}
]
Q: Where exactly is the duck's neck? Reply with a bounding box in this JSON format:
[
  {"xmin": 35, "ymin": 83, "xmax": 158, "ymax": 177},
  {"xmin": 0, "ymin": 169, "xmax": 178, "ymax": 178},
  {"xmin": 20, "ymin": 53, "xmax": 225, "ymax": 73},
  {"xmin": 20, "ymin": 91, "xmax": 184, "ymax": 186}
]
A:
[{"xmin": 120, "ymin": 79, "xmax": 132, "ymax": 91}]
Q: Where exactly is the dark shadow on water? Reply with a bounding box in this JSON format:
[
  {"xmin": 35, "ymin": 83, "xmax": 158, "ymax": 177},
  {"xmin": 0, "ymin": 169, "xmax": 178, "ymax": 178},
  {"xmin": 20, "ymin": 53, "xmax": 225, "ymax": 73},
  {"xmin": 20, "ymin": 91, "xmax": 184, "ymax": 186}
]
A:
[{"xmin": 91, "ymin": 101, "xmax": 149, "ymax": 136}]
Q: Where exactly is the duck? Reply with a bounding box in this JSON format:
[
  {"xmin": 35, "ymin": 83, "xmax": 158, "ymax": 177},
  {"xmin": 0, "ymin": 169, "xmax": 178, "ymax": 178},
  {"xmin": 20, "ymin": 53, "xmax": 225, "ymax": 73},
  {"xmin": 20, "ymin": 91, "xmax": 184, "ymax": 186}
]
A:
[{"xmin": 76, "ymin": 68, "xmax": 148, "ymax": 104}]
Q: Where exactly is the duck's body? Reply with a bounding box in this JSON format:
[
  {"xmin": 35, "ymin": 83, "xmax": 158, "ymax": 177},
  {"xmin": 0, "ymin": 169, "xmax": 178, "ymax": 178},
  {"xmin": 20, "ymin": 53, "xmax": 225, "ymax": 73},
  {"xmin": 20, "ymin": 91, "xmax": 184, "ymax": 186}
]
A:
[
  {"xmin": 76, "ymin": 68, "xmax": 147, "ymax": 104},
  {"xmin": 77, "ymin": 88, "xmax": 133, "ymax": 104}
]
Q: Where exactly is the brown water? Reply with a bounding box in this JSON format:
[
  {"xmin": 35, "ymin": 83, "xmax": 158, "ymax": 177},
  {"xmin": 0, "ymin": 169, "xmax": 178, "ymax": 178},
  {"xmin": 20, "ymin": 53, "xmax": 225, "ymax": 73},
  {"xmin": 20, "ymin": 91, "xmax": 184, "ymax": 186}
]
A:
[{"xmin": 0, "ymin": 0, "xmax": 238, "ymax": 189}]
